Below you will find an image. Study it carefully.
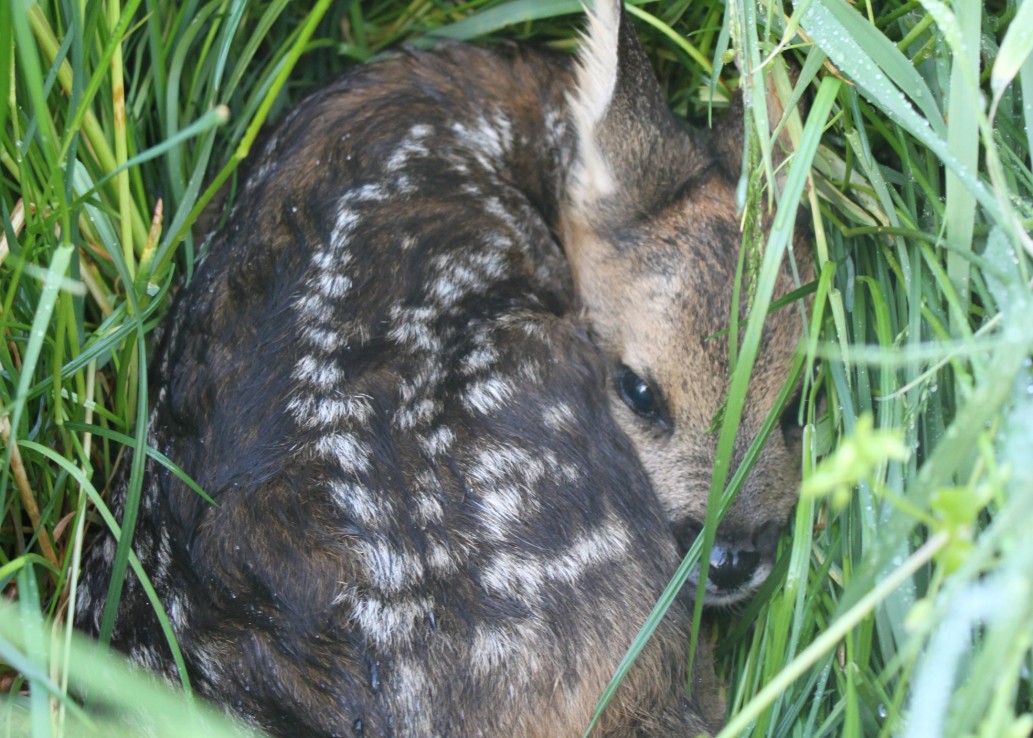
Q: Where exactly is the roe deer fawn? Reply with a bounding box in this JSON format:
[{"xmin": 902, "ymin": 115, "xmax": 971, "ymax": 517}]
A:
[{"xmin": 77, "ymin": 1, "xmax": 809, "ymax": 735}]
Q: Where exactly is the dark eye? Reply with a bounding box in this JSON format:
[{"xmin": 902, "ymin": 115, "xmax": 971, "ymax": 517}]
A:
[{"xmin": 618, "ymin": 367, "xmax": 660, "ymax": 420}]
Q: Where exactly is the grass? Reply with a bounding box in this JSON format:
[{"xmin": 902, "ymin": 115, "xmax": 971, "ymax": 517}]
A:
[{"xmin": 2, "ymin": 0, "xmax": 1032, "ymax": 736}]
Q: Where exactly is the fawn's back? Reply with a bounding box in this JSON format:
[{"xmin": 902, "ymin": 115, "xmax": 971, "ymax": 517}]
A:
[{"xmin": 76, "ymin": 2, "xmax": 807, "ymax": 736}]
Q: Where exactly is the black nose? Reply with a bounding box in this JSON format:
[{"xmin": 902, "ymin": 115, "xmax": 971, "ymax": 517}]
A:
[{"xmin": 708, "ymin": 543, "xmax": 760, "ymax": 591}]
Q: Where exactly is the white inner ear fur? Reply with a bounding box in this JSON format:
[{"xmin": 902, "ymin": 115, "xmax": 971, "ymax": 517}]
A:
[{"xmin": 567, "ymin": 0, "xmax": 621, "ymax": 205}]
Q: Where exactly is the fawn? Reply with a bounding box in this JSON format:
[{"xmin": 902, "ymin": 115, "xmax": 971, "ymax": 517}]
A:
[{"xmin": 77, "ymin": 1, "xmax": 809, "ymax": 735}]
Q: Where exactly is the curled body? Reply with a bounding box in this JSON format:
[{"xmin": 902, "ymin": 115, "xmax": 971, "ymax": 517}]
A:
[{"xmin": 77, "ymin": 2, "xmax": 807, "ymax": 736}]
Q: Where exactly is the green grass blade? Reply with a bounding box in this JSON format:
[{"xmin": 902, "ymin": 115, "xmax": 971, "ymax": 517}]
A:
[{"xmin": 426, "ymin": 0, "xmax": 583, "ymax": 41}]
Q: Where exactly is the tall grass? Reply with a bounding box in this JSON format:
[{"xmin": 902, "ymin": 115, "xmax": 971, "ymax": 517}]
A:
[{"xmin": 2, "ymin": 1, "xmax": 1031, "ymax": 737}]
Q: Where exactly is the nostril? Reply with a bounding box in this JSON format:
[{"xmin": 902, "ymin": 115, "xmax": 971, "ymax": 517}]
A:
[{"xmin": 708, "ymin": 543, "xmax": 760, "ymax": 591}]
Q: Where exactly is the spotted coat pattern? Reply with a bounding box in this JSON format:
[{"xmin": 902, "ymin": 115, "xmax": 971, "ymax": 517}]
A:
[{"xmin": 77, "ymin": 4, "xmax": 806, "ymax": 737}]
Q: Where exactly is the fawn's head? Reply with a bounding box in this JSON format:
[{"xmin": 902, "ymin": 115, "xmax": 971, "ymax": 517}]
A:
[{"xmin": 560, "ymin": 0, "xmax": 810, "ymax": 605}]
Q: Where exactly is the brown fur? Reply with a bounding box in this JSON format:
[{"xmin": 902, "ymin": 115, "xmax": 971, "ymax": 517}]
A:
[
  {"xmin": 76, "ymin": 2, "xmax": 809, "ymax": 736},
  {"xmin": 562, "ymin": 6, "xmax": 810, "ymax": 601}
]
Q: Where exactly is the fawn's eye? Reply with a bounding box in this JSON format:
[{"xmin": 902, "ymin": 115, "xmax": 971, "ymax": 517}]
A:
[{"xmin": 617, "ymin": 367, "xmax": 662, "ymax": 422}]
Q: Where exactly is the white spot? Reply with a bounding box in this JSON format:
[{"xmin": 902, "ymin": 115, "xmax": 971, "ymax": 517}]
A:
[
  {"xmin": 413, "ymin": 486, "xmax": 445, "ymax": 525},
  {"xmin": 556, "ymin": 462, "xmax": 583, "ymax": 483},
  {"xmin": 331, "ymin": 209, "xmax": 360, "ymax": 249},
  {"xmin": 451, "ymin": 114, "xmax": 513, "ymax": 171},
  {"xmin": 167, "ymin": 592, "xmax": 188, "ymax": 630},
  {"xmin": 295, "ymin": 293, "xmax": 334, "ymax": 324},
  {"xmin": 193, "ymin": 643, "xmax": 221, "ymax": 684},
  {"xmin": 468, "ymin": 250, "xmax": 507, "ymax": 280},
  {"xmin": 315, "ymin": 432, "xmax": 371, "ymax": 473},
  {"xmin": 469, "ymin": 623, "xmax": 517, "ymax": 677},
  {"xmin": 348, "ymin": 595, "xmax": 430, "ymax": 648},
  {"xmin": 328, "ymin": 478, "xmax": 384, "ymax": 526},
  {"xmin": 293, "ymin": 355, "xmax": 342, "ymax": 390},
  {"xmin": 311, "ymin": 248, "xmax": 352, "ymax": 272},
  {"xmin": 518, "ymin": 319, "xmax": 549, "ymax": 343},
  {"xmin": 463, "ymin": 377, "xmax": 514, "ymax": 414},
  {"xmin": 516, "ymin": 359, "xmax": 543, "ymax": 383},
  {"xmin": 153, "ymin": 528, "xmax": 172, "ymax": 582},
  {"xmin": 388, "ymin": 305, "xmax": 442, "ymax": 353},
  {"xmin": 475, "ymin": 484, "xmax": 534, "ymax": 540},
  {"xmin": 301, "ymin": 324, "xmax": 345, "ymax": 353},
  {"xmin": 354, "ymin": 539, "xmax": 425, "ymax": 595},
  {"xmin": 315, "ymin": 271, "xmax": 353, "ymax": 299},
  {"xmin": 468, "ymin": 443, "xmax": 544, "ymax": 486},
  {"xmin": 543, "ymin": 521, "xmax": 631, "ymax": 585},
  {"xmin": 350, "ymin": 183, "xmax": 387, "ymax": 202},
  {"xmin": 481, "ymin": 197, "xmax": 523, "ymax": 243},
  {"xmin": 75, "ymin": 589, "xmax": 93, "ymax": 623},
  {"xmin": 461, "ymin": 345, "xmax": 497, "ymax": 374},
  {"xmin": 290, "ymin": 393, "xmax": 374, "ymax": 429},
  {"xmin": 386, "ymin": 124, "xmax": 434, "ymax": 172},
  {"xmin": 418, "ymin": 425, "xmax": 454, "ymax": 457},
  {"xmin": 101, "ymin": 535, "xmax": 115, "ymax": 561},
  {"xmin": 482, "ymin": 552, "xmax": 545, "ymax": 600},
  {"xmin": 426, "ymin": 540, "xmax": 457, "ymax": 574},
  {"xmin": 395, "ymin": 398, "xmax": 440, "ymax": 431},
  {"xmin": 429, "ymin": 277, "xmax": 463, "ymax": 307},
  {"xmin": 543, "ymin": 402, "xmax": 577, "ymax": 431},
  {"xmin": 543, "ymin": 105, "xmax": 570, "ymax": 151},
  {"xmin": 469, "ymin": 620, "xmax": 542, "ymax": 679}
]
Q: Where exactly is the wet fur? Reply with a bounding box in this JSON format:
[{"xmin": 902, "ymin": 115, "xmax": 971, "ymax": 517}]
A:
[{"xmin": 77, "ymin": 2, "xmax": 807, "ymax": 736}]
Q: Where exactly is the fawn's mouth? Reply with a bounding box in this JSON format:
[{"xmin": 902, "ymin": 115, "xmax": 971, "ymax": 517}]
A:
[{"xmin": 674, "ymin": 523, "xmax": 778, "ymax": 606}]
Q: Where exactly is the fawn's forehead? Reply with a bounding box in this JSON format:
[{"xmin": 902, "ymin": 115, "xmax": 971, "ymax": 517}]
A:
[
  {"xmin": 610, "ymin": 175, "xmax": 743, "ymax": 314},
  {"xmin": 606, "ymin": 180, "xmax": 801, "ymax": 413}
]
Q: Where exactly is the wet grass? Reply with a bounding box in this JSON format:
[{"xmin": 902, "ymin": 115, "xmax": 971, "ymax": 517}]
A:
[{"xmin": 2, "ymin": 0, "xmax": 1031, "ymax": 736}]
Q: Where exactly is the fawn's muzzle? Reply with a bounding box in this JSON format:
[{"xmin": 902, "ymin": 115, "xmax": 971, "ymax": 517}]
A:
[{"xmin": 674, "ymin": 519, "xmax": 783, "ymax": 603}]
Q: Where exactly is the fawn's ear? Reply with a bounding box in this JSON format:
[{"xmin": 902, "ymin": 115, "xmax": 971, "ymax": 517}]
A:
[
  {"xmin": 714, "ymin": 62, "xmax": 808, "ymax": 189},
  {"xmin": 566, "ymin": 0, "xmax": 697, "ymax": 225}
]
